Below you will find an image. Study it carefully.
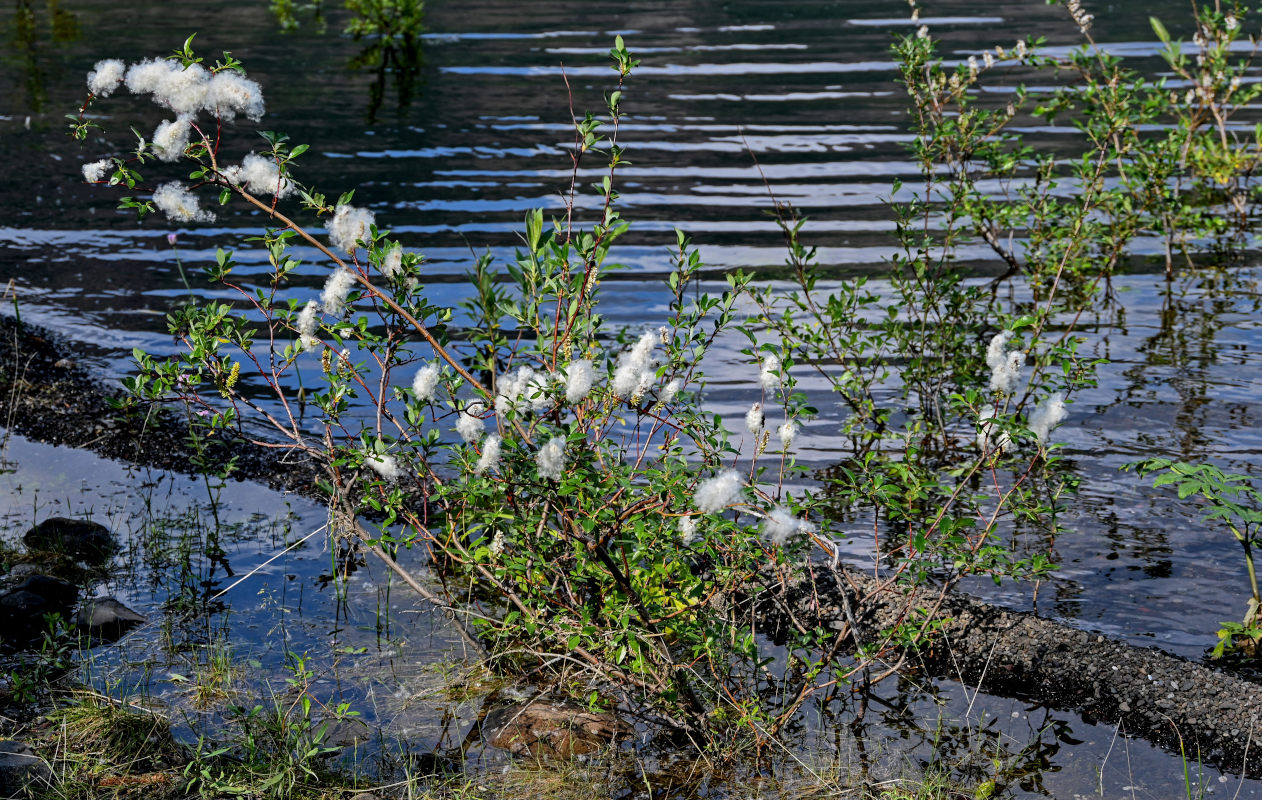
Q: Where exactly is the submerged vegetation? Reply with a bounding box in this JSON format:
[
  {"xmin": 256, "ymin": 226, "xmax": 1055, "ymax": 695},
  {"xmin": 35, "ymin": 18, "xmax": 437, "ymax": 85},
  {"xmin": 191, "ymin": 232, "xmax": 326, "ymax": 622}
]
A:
[{"xmin": 1, "ymin": 0, "xmax": 1255, "ymax": 795}]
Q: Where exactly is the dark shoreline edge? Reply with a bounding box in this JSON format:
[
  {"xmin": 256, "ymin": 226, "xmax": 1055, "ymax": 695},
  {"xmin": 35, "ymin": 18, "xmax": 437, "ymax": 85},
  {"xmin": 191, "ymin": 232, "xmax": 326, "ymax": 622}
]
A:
[
  {"xmin": 1, "ymin": 314, "xmax": 1259, "ymax": 778},
  {"xmin": 0, "ymin": 314, "xmax": 320, "ymax": 494}
]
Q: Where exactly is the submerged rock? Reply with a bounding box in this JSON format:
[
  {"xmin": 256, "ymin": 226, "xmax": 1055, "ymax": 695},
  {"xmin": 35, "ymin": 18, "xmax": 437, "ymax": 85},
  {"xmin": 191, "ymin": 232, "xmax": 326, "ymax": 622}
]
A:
[
  {"xmin": 0, "ymin": 574, "xmax": 79, "ymax": 644},
  {"xmin": 480, "ymin": 697, "xmax": 629, "ymax": 758},
  {"xmin": 23, "ymin": 517, "xmax": 116, "ymax": 563},
  {"xmin": 0, "ymin": 740, "xmax": 51, "ymax": 795},
  {"xmin": 320, "ymin": 717, "xmax": 371, "ymax": 749},
  {"xmin": 72, "ymin": 596, "xmax": 145, "ymax": 641},
  {"xmin": 6, "ymin": 574, "xmax": 78, "ymax": 607}
]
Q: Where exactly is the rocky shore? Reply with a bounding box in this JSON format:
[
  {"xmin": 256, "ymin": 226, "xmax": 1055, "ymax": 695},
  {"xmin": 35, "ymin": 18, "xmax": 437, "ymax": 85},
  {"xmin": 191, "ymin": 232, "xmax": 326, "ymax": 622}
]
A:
[{"xmin": 0, "ymin": 314, "xmax": 319, "ymax": 493}]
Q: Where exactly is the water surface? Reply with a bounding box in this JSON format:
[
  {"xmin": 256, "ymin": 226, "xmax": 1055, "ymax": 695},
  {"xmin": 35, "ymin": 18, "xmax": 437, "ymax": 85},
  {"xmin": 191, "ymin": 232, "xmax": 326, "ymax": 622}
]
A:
[{"xmin": 2, "ymin": 0, "xmax": 1262, "ymax": 793}]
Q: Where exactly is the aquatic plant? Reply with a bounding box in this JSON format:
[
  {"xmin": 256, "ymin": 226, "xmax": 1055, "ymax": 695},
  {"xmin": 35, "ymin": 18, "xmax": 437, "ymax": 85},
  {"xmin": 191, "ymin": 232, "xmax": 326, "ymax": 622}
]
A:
[
  {"xmin": 1128, "ymin": 459, "xmax": 1262, "ymax": 658},
  {"xmin": 73, "ymin": 35, "xmax": 883, "ymax": 742},
  {"xmin": 67, "ymin": 0, "xmax": 1262, "ymax": 753}
]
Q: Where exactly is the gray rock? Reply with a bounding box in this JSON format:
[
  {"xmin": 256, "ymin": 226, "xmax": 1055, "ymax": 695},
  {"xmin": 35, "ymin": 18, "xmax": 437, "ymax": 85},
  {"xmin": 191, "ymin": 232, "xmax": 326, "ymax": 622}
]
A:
[
  {"xmin": 72, "ymin": 597, "xmax": 145, "ymax": 641},
  {"xmin": 0, "ymin": 740, "xmax": 52, "ymax": 796},
  {"xmin": 23, "ymin": 517, "xmax": 116, "ymax": 562},
  {"xmin": 1, "ymin": 563, "xmax": 40, "ymax": 583}
]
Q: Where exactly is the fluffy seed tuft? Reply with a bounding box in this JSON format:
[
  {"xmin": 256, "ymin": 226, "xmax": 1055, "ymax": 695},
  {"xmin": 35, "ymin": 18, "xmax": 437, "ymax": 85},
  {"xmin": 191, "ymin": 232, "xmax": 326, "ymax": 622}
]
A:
[
  {"xmin": 412, "ymin": 362, "xmax": 440, "ymax": 402},
  {"xmin": 475, "ymin": 434, "xmax": 502, "ymax": 475},
  {"xmin": 536, "ymin": 436, "xmax": 566, "ymax": 482},
  {"xmin": 1028, "ymin": 393, "xmax": 1068, "ymax": 446},
  {"xmin": 152, "ymin": 181, "xmax": 215, "ymax": 223},
  {"xmin": 321, "ymin": 269, "xmax": 357, "ymax": 315},
  {"xmin": 296, "ymin": 301, "xmax": 320, "ymax": 350},
  {"xmin": 87, "ymin": 59, "xmax": 125, "ymax": 97},
  {"xmin": 82, "ymin": 159, "xmax": 111, "ymax": 184},
  {"xmin": 694, "ymin": 470, "xmax": 743, "ymax": 514},
  {"xmin": 328, "ymin": 203, "xmax": 375, "ymax": 254}
]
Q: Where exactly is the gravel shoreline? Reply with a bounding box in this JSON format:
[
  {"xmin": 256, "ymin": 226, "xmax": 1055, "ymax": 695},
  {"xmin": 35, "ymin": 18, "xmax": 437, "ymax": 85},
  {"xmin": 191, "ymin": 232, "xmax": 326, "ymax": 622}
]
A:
[
  {"xmin": 1, "ymin": 313, "xmax": 1259, "ymax": 777},
  {"xmin": 777, "ymin": 565, "xmax": 1262, "ymax": 777}
]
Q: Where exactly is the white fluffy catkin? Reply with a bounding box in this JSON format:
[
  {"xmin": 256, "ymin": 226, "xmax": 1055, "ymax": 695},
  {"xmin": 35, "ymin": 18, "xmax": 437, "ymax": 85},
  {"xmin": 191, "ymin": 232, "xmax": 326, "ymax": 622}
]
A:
[
  {"xmin": 381, "ymin": 244, "xmax": 404, "ymax": 280},
  {"xmin": 762, "ymin": 506, "xmax": 803, "ymax": 546},
  {"xmin": 328, "ymin": 203, "xmax": 375, "ymax": 254},
  {"xmin": 412, "ymin": 362, "xmax": 440, "ymax": 402},
  {"xmin": 221, "ymin": 153, "xmax": 293, "ymax": 199},
  {"xmin": 321, "ymin": 269, "xmax": 357, "ymax": 315},
  {"xmin": 986, "ymin": 331, "xmax": 1023, "ymax": 395},
  {"xmin": 365, "ymin": 452, "xmax": 400, "ymax": 482},
  {"xmin": 475, "ymin": 434, "xmax": 502, "ymax": 475},
  {"xmin": 611, "ymin": 331, "xmax": 657, "ymax": 400},
  {"xmin": 778, "ymin": 420, "xmax": 799, "ymax": 449},
  {"xmin": 694, "ymin": 470, "xmax": 742, "ymax": 514},
  {"xmin": 296, "ymin": 301, "xmax": 320, "ymax": 350},
  {"xmin": 1028, "ymin": 393, "xmax": 1067, "ymax": 445},
  {"xmin": 202, "ymin": 71, "xmax": 265, "ymax": 121},
  {"xmin": 456, "ymin": 402, "xmax": 485, "ymax": 444},
  {"xmin": 87, "ymin": 59, "xmax": 125, "ymax": 97},
  {"xmin": 535, "ymin": 436, "xmax": 566, "ymax": 482},
  {"xmin": 82, "ymin": 159, "xmax": 111, "ymax": 183},
  {"xmin": 564, "ymin": 359, "xmax": 594, "ymax": 404},
  {"xmin": 679, "ymin": 515, "xmax": 699, "ymax": 545},
  {"xmin": 152, "ymin": 116, "xmax": 192, "ymax": 162},
  {"xmin": 746, "ymin": 402, "xmax": 764, "ymax": 435},
  {"xmin": 759, "ymin": 353, "xmax": 782, "ymax": 392},
  {"xmin": 152, "ymin": 182, "xmax": 214, "ymax": 223}
]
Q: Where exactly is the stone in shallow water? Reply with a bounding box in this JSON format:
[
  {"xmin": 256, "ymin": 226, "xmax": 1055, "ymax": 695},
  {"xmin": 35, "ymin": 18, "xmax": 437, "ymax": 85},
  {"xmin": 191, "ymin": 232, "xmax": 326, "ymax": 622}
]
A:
[
  {"xmin": 71, "ymin": 596, "xmax": 145, "ymax": 641},
  {"xmin": 0, "ymin": 574, "xmax": 79, "ymax": 644},
  {"xmin": 480, "ymin": 697, "xmax": 629, "ymax": 758},
  {"xmin": 0, "ymin": 740, "xmax": 52, "ymax": 796},
  {"xmin": 22, "ymin": 517, "xmax": 117, "ymax": 562}
]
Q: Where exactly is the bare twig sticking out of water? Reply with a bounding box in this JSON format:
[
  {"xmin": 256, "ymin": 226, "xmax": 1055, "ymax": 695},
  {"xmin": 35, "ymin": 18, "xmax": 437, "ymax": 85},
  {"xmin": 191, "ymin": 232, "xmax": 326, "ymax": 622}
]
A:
[
  {"xmin": 1234, "ymin": 720, "xmax": 1254, "ymax": 800},
  {"xmin": 2, "ymin": 280, "xmax": 32, "ymax": 469},
  {"xmin": 206, "ymin": 521, "xmax": 329, "ymax": 606},
  {"xmin": 1098, "ymin": 719, "xmax": 1121, "ymax": 796}
]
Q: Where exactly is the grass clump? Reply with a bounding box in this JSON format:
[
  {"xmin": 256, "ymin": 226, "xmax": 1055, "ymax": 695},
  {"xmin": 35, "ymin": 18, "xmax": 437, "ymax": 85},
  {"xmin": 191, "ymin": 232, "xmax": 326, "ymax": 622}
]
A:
[{"xmin": 29, "ymin": 691, "xmax": 186, "ymax": 799}]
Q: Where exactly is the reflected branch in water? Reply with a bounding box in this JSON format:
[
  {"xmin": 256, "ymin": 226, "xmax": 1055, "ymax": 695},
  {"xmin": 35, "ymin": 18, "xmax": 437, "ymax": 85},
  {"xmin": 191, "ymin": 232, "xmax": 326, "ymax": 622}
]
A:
[
  {"xmin": 349, "ymin": 34, "xmax": 424, "ymax": 123},
  {"xmin": 266, "ymin": 0, "xmax": 426, "ymax": 122},
  {"xmin": 5, "ymin": 0, "xmax": 81, "ymax": 112}
]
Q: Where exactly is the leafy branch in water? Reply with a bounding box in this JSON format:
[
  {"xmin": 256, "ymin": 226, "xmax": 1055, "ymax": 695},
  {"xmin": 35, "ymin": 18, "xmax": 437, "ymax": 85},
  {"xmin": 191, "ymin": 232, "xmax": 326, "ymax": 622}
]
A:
[{"xmin": 1128, "ymin": 458, "xmax": 1262, "ymax": 657}]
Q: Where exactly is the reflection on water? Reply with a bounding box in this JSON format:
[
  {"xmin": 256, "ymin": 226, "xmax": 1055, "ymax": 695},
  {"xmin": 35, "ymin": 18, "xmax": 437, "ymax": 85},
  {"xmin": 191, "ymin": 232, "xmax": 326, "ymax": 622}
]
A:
[
  {"xmin": 4, "ymin": 0, "xmax": 80, "ymax": 113},
  {"xmin": 268, "ymin": 0, "xmax": 426, "ymax": 122}
]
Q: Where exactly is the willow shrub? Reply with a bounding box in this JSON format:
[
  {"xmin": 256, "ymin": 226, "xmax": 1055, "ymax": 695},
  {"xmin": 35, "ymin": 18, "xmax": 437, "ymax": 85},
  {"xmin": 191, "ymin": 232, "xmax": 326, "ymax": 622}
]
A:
[{"xmin": 69, "ymin": 1, "xmax": 1261, "ymax": 746}]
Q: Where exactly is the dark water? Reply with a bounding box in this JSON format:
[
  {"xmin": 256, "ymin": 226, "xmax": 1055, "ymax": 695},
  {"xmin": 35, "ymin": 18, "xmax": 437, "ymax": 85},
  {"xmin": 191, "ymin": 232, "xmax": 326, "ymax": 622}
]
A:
[{"xmin": 2, "ymin": 0, "xmax": 1262, "ymax": 795}]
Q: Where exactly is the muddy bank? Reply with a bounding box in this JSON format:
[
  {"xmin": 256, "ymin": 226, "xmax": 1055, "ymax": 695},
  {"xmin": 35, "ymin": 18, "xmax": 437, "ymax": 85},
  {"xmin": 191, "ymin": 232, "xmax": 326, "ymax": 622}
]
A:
[
  {"xmin": 1, "ymin": 313, "xmax": 1260, "ymax": 778},
  {"xmin": 0, "ymin": 314, "xmax": 320, "ymax": 494}
]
